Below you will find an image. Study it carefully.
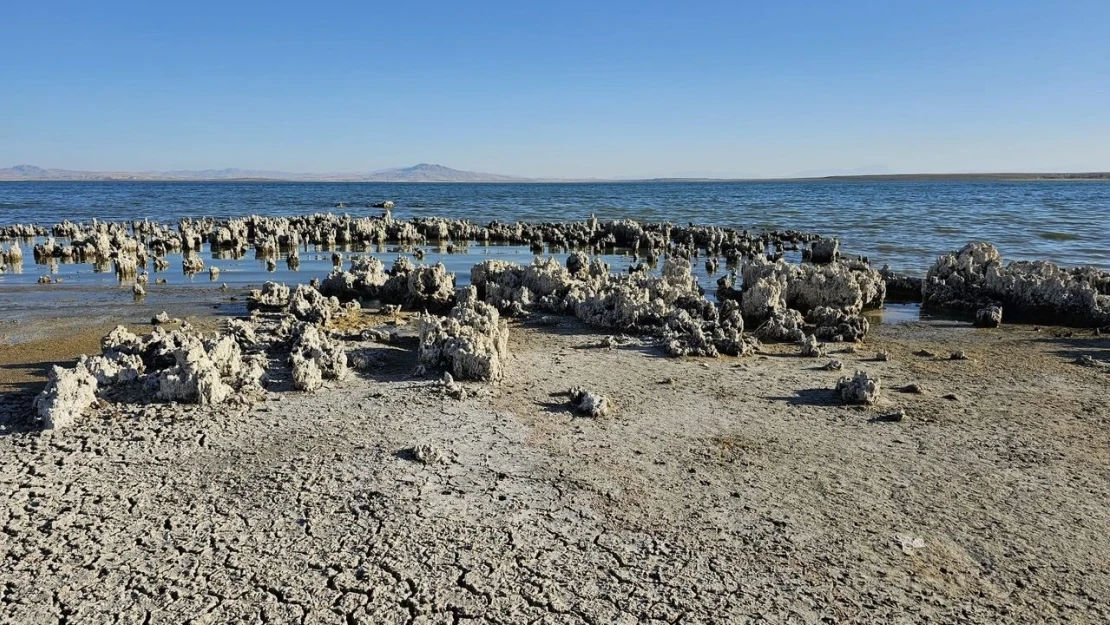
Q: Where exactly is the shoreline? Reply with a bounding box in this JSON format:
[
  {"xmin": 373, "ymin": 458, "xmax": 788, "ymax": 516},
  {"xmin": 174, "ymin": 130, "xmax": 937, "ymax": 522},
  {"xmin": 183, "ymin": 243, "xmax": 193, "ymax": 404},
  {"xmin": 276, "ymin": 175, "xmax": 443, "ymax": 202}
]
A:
[
  {"xmin": 1, "ymin": 213, "xmax": 1108, "ymax": 620},
  {"xmin": 2, "ymin": 313, "xmax": 1108, "ymax": 621}
]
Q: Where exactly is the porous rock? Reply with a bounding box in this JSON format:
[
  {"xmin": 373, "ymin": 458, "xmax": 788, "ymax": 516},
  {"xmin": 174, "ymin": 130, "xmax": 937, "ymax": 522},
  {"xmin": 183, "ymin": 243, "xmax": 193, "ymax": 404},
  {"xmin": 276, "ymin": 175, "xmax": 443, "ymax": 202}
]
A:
[
  {"xmin": 407, "ymin": 262, "xmax": 456, "ymax": 310},
  {"xmin": 33, "ymin": 366, "xmax": 98, "ymax": 430},
  {"xmin": 800, "ymin": 334, "xmax": 825, "ymax": 358},
  {"xmin": 835, "ymin": 370, "xmax": 882, "ymax": 405},
  {"xmin": 975, "ymin": 305, "xmax": 1003, "ymax": 328},
  {"xmin": 418, "ymin": 286, "xmax": 509, "ymax": 382},
  {"xmin": 568, "ymin": 386, "xmax": 611, "ymax": 417},
  {"xmin": 289, "ymin": 323, "xmax": 348, "ymax": 392},
  {"xmin": 288, "ymin": 284, "xmax": 342, "ymax": 325},
  {"xmin": 923, "ymin": 242, "xmax": 1110, "ymax": 326},
  {"xmin": 807, "ymin": 306, "xmax": 870, "ymax": 343}
]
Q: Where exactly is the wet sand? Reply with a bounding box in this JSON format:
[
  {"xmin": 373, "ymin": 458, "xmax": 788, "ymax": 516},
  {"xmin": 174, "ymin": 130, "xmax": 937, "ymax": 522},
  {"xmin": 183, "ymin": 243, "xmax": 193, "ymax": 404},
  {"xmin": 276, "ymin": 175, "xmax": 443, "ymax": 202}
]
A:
[{"xmin": 0, "ymin": 315, "xmax": 228, "ymax": 394}]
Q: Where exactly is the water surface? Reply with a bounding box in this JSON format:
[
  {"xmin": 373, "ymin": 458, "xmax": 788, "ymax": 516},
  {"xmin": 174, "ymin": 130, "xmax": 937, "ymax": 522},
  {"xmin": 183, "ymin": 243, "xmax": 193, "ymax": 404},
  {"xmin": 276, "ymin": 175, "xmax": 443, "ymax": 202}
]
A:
[{"xmin": 2, "ymin": 180, "xmax": 1107, "ymax": 272}]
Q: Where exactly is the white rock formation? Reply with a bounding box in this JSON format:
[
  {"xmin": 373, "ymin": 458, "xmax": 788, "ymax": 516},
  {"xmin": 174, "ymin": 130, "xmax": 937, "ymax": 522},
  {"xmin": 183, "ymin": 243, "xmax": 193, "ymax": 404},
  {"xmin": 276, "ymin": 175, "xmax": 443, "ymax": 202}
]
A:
[
  {"xmin": 33, "ymin": 365, "xmax": 98, "ymax": 430},
  {"xmin": 418, "ymin": 286, "xmax": 510, "ymax": 382},
  {"xmin": 289, "ymin": 323, "xmax": 348, "ymax": 392}
]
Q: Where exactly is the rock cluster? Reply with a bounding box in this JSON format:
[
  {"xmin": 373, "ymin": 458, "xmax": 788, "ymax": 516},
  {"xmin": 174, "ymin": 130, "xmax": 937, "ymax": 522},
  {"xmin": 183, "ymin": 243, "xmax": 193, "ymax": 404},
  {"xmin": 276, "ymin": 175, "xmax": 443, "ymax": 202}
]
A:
[
  {"xmin": 319, "ymin": 256, "xmax": 456, "ymax": 311},
  {"xmin": 923, "ymin": 242, "xmax": 1110, "ymax": 326},
  {"xmin": 5, "ymin": 214, "xmax": 825, "ymax": 290},
  {"xmin": 735, "ymin": 255, "xmax": 886, "ymax": 316},
  {"xmin": 33, "ymin": 324, "xmax": 268, "ymax": 429},
  {"xmin": 472, "ymin": 255, "xmax": 759, "ymax": 357},
  {"xmin": 718, "ymin": 255, "xmax": 884, "ymax": 345}
]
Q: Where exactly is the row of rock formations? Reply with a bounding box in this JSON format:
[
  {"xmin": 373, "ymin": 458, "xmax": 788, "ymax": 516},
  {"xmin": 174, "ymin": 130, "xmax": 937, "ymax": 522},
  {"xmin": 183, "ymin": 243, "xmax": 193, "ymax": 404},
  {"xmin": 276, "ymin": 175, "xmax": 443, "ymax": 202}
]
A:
[{"xmin": 8, "ymin": 212, "xmax": 1106, "ymax": 326}]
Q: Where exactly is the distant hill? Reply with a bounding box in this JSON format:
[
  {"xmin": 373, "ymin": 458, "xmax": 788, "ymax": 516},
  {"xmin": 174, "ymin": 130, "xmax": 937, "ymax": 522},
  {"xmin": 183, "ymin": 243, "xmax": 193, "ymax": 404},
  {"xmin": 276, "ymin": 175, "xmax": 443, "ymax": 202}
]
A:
[
  {"xmin": 357, "ymin": 163, "xmax": 521, "ymax": 182},
  {"xmin": 0, "ymin": 163, "xmax": 527, "ymax": 182}
]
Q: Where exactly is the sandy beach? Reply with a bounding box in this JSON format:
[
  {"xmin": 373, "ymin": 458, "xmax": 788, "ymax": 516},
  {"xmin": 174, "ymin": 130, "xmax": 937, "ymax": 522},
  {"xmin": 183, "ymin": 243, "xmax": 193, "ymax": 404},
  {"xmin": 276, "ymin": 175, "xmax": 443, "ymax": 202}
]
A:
[{"xmin": 2, "ymin": 308, "xmax": 1109, "ymax": 623}]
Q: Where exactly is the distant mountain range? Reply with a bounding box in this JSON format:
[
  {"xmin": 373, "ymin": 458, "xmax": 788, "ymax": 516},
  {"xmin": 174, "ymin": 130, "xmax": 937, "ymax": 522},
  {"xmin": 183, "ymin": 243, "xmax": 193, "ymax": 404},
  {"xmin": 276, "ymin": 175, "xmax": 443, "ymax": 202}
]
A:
[
  {"xmin": 2, "ymin": 163, "xmax": 1108, "ymax": 182},
  {"xmin": 0, "ymin": 163, "xmax": 525, "ymax": 182}
]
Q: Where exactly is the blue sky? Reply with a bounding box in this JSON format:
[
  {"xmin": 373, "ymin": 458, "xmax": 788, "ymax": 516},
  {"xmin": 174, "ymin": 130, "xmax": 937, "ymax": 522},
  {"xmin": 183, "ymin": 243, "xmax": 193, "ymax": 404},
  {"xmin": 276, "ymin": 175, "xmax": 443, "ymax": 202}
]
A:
[{"xmin": 2, "ymin": 0, "xmax": 1108, "ymax": 178}]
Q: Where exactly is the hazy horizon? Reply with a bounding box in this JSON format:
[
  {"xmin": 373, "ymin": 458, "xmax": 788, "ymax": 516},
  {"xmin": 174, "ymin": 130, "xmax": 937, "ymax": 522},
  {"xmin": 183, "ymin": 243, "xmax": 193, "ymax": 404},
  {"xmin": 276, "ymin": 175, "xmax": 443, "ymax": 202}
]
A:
[
  {"xmin": 6, "ymin": 162, "xmax": 1110, "ymax": 182},
  {"xmin": 3, "ymin": 1, "xmax": 1109, "ymax": 178}
]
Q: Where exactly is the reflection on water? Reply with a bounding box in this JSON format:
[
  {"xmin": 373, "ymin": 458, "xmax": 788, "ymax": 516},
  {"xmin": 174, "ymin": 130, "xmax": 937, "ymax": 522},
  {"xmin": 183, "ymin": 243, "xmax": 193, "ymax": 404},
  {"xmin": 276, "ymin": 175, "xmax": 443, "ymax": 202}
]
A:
[
  {"xmin": 863, "ymin": 303, "xmax": 923, "ymax": 325},
  {"xmin": 0, "ymin": 238, "xmax": 742, "ymax": 323},
  {"xmin": 0, "ymin": 233, "xmax": 930, "ymax": 326}
]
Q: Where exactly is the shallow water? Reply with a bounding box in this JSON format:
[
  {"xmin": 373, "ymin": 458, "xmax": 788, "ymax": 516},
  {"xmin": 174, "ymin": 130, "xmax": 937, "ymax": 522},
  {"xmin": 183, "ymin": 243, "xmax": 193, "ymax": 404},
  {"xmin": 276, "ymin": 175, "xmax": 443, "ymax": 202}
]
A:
[
  {"xmin": 0, "ymin": 241, "xmax": 742, "ymax": 325},
  {"xmin": 2, "ymin": 180, "xmax": 1108, "ymax": 273},
  {"xmin": 2, "ymin": 179, "xmax": 1107, "ymax": 330}
]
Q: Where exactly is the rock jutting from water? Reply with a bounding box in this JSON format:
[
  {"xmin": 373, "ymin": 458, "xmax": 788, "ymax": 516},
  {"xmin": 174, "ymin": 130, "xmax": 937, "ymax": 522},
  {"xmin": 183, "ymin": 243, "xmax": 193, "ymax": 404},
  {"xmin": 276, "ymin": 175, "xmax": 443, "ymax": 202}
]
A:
[
  {"xmin": 922, "ymin": 242, "xmax": 1110, "ymax": 327},
  {"xmin": 471, "ymin": 255, "xmax": 759, "ymax": 357},
  {"xmin": 7, "ymin": 213, "xmax": 1110, "ymax": 334},
  {"xmin": 8, "ymin": 214, "xmax": 824, "ymax": 289}
]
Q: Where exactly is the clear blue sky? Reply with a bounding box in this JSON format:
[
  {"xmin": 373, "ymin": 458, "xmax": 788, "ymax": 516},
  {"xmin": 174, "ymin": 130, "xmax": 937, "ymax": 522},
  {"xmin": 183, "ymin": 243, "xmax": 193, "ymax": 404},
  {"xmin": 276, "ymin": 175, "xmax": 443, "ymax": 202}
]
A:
[{"xmin": 2, "ymin": 0, "xmax": 1108, "ymax": 178}]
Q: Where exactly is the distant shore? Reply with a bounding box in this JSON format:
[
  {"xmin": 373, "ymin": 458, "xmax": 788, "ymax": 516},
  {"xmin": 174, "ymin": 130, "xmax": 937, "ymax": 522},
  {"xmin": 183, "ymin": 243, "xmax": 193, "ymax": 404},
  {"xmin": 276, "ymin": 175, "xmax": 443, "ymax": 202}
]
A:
[{"xmin": 3, "ymin": 169, "xmax": 1110, "ymax": 184}]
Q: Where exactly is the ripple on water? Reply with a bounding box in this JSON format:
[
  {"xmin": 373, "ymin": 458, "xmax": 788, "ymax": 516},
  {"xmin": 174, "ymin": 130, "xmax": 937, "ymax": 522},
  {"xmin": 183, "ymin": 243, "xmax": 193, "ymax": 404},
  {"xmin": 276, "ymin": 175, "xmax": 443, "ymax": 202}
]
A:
[{"xmin": 1036, "ymin": 231, "xmax": 1082, "ymax": 242}]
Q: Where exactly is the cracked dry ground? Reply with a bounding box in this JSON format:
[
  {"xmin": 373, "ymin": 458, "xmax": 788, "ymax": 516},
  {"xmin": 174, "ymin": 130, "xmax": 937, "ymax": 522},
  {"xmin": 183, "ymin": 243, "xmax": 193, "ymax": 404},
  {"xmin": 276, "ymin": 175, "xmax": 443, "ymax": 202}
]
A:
[{"xmin": 2, "ymin": 319, "xmax": 1110, "ymax": 624}]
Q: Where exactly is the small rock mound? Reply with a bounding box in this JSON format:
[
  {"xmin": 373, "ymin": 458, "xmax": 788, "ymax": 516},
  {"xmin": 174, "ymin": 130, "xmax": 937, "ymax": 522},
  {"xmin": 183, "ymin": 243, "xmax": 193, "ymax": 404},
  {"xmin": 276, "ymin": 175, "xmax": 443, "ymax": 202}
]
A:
[
  {"xmin": 975, "ymin": 305, "xmax": 1003, "ymax": 328},
  {"xmin": 568, "ymin": 386, "xmax": 611, "ymax": 417},
  {"xmin": 289, "ymin": 323, "xmax": 348, "ymax": 392},
  {"xmin": 835, "ymin": 370, "xmax": 882, "ymax": 405},
  {"xmin": 33, "ymin": 366, "xmax": 98, "ymax": 430}
]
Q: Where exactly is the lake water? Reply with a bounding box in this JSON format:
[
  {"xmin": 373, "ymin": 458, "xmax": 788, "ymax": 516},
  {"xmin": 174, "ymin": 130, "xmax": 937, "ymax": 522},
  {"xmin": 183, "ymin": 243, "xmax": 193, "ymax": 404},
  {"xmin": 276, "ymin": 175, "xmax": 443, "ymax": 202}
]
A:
[
  {"xmin": 1, "ymin": 180, "xmax": 1107, "ymax": 272},
  {"xmin": 0, "ymin": 180, "xmax": 1107, "ymax": 329}
]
